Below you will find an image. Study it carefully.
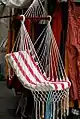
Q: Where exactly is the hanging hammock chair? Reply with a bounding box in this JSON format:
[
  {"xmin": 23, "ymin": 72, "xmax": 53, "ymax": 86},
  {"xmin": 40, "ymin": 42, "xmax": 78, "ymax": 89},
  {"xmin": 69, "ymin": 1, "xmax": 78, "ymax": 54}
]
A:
[{"xmin": 5, "ymin": 0, "xmax": 71, "ymax": 118}]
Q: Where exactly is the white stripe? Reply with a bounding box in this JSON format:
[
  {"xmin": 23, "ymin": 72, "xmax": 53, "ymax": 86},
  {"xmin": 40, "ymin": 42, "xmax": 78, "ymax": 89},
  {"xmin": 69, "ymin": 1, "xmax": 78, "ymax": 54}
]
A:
[
  {"xmin": 48, "ymin": 83, "xmax": 56, "ymax": 90},
  {"xmin": 63, "ymin": 82, "xmax": 68, "ymax": 89},
  {"xmin": 56, "ymin": 84, "xmax": 63, "ymax": 90}
]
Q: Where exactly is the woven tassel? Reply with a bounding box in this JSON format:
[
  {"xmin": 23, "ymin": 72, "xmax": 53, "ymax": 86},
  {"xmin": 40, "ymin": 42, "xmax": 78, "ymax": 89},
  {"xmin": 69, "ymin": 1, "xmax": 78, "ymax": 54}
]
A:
[
  {"xmin": 35, "ymin": 101, "xmax": 38, "ymax": 119},
  {"xmin": 53, "ymin": 102, "xmax": 55, "ymax": 119},
  {"xmin": 61, "ymin": 100, "xmax": 63, "ymax": 119},
  {"xmin": 67, "ymin": 89, "xmax": 69, "ymax": 116},
  {"xmin": 38, "ymin": 101, "xmax": 41, "ymax": 119},
  {"xmin": 42, "ymin": 102, "xmax": 44, "ymax": 119}
]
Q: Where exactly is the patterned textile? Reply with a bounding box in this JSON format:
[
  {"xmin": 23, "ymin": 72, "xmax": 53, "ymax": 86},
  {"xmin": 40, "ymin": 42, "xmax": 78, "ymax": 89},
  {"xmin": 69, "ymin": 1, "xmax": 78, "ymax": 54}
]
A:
[{"xmin": 66, "ymin": 4, "xmax": 80, "ymax": 100}]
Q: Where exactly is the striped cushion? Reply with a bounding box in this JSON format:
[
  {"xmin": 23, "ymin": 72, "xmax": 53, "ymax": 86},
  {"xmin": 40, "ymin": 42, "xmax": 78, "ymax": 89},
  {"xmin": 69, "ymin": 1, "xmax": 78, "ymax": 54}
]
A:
[{"xmin": 5, "ymin": 50, "xmax": 71, "ymax": 91}]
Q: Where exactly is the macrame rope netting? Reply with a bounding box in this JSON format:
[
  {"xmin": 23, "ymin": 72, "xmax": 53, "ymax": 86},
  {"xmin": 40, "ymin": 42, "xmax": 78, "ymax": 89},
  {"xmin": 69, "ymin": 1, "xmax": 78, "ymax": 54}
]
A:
[{"xmin": 24, "ymin": 0, "xmax": 47, "ymax": 17}]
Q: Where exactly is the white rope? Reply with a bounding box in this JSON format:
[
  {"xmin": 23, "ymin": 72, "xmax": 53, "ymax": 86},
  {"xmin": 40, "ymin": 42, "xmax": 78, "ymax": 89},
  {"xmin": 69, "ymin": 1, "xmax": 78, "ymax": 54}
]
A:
[{"xmin": 24, "ymin": 0, "xmax": 47, "ymax": 17}]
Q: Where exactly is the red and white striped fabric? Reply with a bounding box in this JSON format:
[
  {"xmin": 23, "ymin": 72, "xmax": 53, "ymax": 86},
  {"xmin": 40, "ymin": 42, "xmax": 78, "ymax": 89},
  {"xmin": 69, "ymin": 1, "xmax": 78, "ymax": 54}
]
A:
[{"xmin": 5, "ymin": 50, "xmax": 71, "ymax": 91}]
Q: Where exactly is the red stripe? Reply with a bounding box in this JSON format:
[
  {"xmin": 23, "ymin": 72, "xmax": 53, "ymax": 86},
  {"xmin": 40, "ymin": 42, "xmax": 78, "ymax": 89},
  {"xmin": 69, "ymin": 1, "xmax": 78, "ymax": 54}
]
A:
[
  {"xmin": 11, "ymin": 53, "xmax": 36, "ymax": 85},
  {"xmin": 19, "ymin": 51, "xmax": 41, "ymax": 83},
  {"xmin": 61, "ymin": 83, "xmax": 65, "ymax": 89},
  {"xmin": 26, "ymin": 51, "xmax": 47, "ymax": 81},
  {"xmin": 54, "ymin": 83, "xmax": 58, "ymax": 90},
  {"xmin": 66, "ymin": 81, "xmax": 71, "ymax": 87}
]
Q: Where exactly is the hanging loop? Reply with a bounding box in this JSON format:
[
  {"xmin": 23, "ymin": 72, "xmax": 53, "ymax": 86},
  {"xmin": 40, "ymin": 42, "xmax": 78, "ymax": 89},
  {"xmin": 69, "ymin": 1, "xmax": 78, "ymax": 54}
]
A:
[
  {"xmin": 47, "ymin": 15, "xmax": 52, "ymax": 23},
  {"xmin": 20, "ymin": 15, "xmax": 25, "ymax": 23}
]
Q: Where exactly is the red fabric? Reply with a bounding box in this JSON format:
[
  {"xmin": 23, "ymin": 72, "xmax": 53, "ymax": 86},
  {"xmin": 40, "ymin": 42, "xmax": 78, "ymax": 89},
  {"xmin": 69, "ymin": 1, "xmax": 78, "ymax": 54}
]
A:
[
  {"xmin": 66, "ymin": 5, "xmax": 80, "ymax": 100},
  {"xmin": 51, "ymin": 4, "xmax": 62, "ymax": 81},
  {"xmin": 52, "ymin": 4, "xmax": 62, "ymax": 48}
]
